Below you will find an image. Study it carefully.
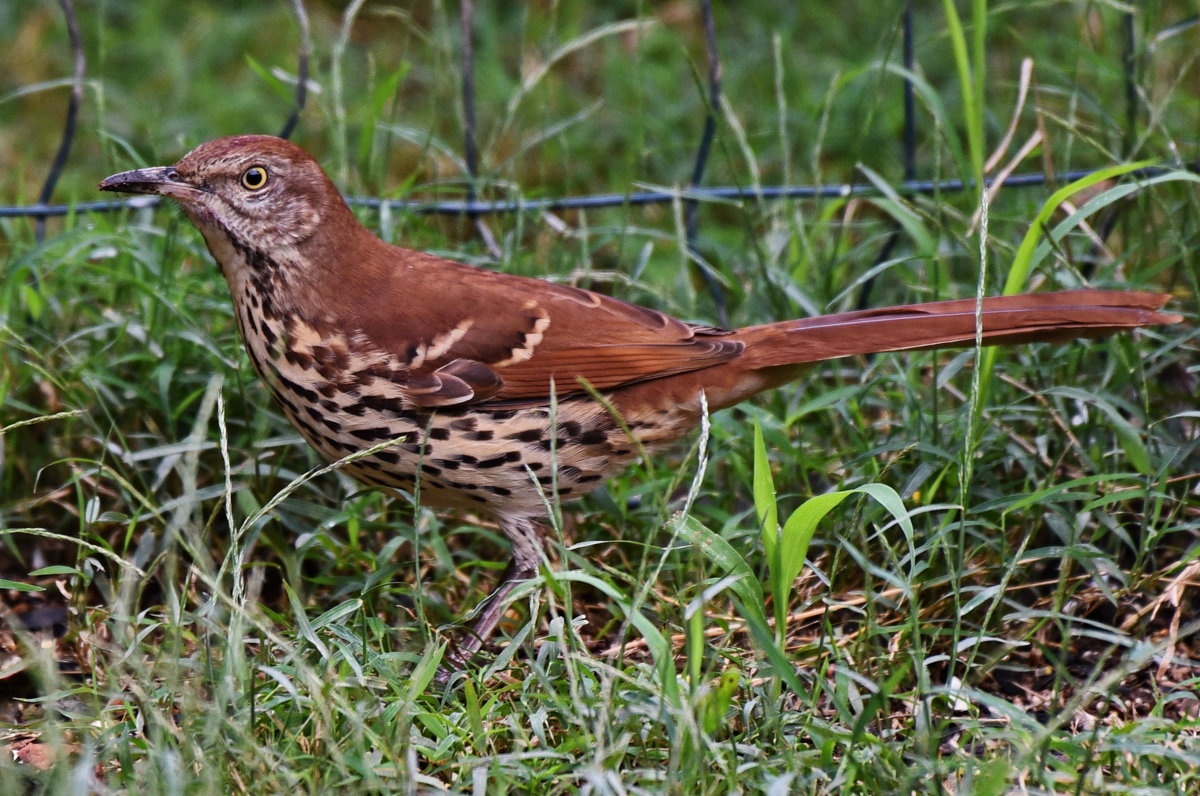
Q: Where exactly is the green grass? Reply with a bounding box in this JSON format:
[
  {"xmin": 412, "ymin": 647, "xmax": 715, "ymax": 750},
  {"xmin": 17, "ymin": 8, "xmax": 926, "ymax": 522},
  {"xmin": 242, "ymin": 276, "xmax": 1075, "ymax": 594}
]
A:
[{"xmin": 2, "ymin": 0, "xmax": 1199, "ymax": 792}]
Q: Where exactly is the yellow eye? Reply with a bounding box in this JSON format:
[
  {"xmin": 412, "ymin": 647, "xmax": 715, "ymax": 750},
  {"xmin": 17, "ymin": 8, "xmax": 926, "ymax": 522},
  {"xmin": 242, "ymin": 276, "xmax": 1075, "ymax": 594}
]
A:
[{"xmin": 240, "ymin": 165, "xmax": 269, "ymax": 190}]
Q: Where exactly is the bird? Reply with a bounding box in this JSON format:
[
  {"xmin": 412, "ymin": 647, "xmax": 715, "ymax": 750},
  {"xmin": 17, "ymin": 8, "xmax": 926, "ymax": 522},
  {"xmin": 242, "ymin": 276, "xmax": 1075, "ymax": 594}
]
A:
[{"xmin": 99, "ymin": 135, "xmax": 1180, "ymax": 673}]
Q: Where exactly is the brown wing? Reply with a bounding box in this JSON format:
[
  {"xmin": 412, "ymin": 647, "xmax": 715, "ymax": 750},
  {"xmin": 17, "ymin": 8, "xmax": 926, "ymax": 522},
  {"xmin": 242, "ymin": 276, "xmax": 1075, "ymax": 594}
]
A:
[{"xmin": 338, "ymin": 247, "xmax": 743, "ymax": 407}]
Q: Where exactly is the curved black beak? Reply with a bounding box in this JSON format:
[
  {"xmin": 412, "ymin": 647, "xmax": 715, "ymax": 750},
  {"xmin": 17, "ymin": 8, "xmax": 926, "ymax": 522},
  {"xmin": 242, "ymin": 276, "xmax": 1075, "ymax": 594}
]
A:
[{"xmin": 99, "ymin": 166, "xmax": 205, "ymax": 200}]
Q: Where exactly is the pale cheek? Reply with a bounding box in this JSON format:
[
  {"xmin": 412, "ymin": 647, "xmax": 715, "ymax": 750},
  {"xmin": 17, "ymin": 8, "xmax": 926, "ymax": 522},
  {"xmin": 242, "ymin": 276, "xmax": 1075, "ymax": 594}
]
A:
[{"xmin": 263, "ymin": 200, "xmax": 321, "ymax": 244}]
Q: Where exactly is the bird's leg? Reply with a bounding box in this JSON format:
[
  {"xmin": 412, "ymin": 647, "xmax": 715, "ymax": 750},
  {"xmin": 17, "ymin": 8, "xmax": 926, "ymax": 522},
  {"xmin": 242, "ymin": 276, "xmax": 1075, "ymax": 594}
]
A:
[{"xmin": 437, "ymin": 516, "xmax": 545, "ymax": 679}]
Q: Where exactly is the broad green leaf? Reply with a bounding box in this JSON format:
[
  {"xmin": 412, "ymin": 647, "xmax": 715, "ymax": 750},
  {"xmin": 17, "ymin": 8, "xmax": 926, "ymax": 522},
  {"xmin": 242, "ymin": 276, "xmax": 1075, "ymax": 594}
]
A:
[
  {"xmin": 29, "ymin": 565, "xmax": 80, "ymax": 577},
  {"xmin": 777, "ymin": 491, "xmax": 852, "ymax": 590},
  {"xmin": 776, "ymin": 483, "xmax": 912, "ymax": 591},
  {"xmin": 0, "ymin": 579, "xmax": 45, "ymax": 592}
]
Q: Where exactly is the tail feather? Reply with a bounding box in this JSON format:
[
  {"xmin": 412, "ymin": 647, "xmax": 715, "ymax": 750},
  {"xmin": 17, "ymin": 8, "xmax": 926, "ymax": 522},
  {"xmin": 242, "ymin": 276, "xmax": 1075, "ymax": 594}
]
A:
[{"xmin": 734, "ymin": 290, "xmax": 1180, "ymax": 370}]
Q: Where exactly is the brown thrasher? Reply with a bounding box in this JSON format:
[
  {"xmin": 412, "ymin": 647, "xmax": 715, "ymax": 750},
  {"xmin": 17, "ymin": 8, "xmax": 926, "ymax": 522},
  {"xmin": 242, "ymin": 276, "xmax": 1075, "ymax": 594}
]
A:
[{"xmin": 100, "ymin": 135, "xmax": 1180, "ymax": 671}]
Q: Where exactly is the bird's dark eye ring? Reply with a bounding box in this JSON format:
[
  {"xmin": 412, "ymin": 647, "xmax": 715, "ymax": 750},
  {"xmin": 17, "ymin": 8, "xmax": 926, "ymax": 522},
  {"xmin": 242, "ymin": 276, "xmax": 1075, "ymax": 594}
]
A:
[{"xmin": 240, "ymin": 166, "xmax": 269, "ymax": 191}]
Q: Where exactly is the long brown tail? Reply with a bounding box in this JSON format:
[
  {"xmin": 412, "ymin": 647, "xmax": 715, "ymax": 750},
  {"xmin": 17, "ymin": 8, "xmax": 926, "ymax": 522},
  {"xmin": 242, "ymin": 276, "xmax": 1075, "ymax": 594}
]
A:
[{"xmin": 734, "ymin": 290, "xmax": 1181, "ymax": 371}]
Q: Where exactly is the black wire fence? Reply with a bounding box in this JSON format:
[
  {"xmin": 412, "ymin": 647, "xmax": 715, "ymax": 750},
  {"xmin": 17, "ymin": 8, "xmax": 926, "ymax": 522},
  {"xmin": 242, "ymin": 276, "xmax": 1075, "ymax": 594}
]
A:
[{"xmin": 5, "ymin": 1, "xmax": 1198, "ymax": 319}]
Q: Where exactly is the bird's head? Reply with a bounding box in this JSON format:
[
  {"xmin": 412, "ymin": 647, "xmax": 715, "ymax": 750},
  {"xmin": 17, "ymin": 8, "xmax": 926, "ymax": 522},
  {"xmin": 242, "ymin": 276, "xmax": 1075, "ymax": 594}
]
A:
[{"xmin": 99, "ymin": 135, "xmax": 354, "ymax": 255}]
